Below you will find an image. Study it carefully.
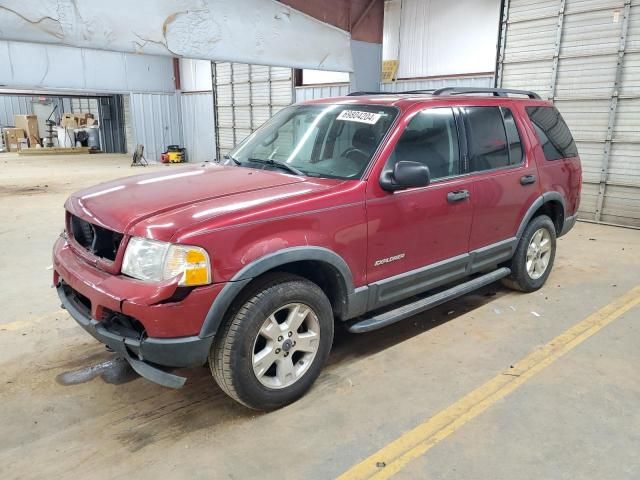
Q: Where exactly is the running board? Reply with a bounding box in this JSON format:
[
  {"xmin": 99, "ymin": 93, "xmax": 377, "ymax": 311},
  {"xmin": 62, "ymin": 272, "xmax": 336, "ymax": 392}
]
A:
[{"xmin": 347, "ymin": 267, "xmax": 511, "ymax": 333}]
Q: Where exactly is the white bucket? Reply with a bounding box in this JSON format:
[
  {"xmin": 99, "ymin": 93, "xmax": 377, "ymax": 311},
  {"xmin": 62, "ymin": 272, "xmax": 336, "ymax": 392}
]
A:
[{"xmin": 56, "ymin": 127, "xmax": 75, "ymax": 148}]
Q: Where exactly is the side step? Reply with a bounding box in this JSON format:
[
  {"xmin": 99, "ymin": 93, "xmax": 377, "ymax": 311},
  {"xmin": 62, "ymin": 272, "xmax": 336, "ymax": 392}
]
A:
[{"xmin": 347, "ymin": 267, "xmax": 511, "ymax": 333}]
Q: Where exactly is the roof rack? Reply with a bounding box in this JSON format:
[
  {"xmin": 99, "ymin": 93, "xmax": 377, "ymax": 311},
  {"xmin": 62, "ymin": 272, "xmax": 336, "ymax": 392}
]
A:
[
  {"xmin": 347, "ymin": 91, "xmax": 389, "ymax": 96},
  {"xmin": 431, "ymin": 87, "xmax": 541, "ymax": 99},
  {"xmin": 398, "ymin": 89, "xmax": 436, "ymax": 94},
  {"xmin": 346, "ymin": 87, "xmax": 541, "ymax": 100},
  {"xmin": 347, "ymin": 90, "xmax": 436, "ymax": 96}
]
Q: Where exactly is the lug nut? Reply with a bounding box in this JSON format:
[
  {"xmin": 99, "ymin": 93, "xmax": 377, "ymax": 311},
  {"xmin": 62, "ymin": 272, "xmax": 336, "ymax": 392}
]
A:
[
  {"xmin": 278, "ymin": 335, "xmax": 283, "ymax": 341},
  {"xmin": 288, "ymin": 331, "xmax": 293, "ymax": 337},
  {"xmin": 275, "ymin": 348, "xmax": 281, "ymax": 354},
  {"xmin": 284, "ymin": 352, "xmax": 289, "ymax": 357}
]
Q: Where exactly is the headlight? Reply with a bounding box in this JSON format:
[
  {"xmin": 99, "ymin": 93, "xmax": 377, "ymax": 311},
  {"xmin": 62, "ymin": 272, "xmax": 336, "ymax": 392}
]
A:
[{"xmin": 121, "ymin": 237, "xmax": 211, "ymax": 286}]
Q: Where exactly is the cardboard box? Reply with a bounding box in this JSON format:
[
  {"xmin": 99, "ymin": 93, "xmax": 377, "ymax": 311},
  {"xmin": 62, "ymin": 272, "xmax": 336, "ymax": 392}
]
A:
[
  {"xmin": 77, "ymin": 113, "xmax": 94, "ymax": 126},
  {"xmin": 60, "ymin": 113, "xmax": 78, "ymax": 129},
  {"xmin": 3, "ymin": 128, "xmax": 25, "ymax": 152},
  {"xmin": 60, "ymin": 112, "xmax": 94, "ymax": 128},
  {"xmin": 14, "ymin": 114, "xmax": 40, "ymax": 147}
]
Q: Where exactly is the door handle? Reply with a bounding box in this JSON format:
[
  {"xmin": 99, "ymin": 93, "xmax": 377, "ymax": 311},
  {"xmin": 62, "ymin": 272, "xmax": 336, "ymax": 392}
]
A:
[
  {"xmin": 447, "ymin": 189, "xmax": 470, "ymax": 203},
  {"xmin": 520, "ymin": 174, "xmax": 536, "ymax": 185}
]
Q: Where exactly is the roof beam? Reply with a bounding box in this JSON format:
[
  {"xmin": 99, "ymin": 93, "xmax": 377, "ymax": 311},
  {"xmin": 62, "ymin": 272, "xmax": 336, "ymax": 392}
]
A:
[
  {"xmin": 0, "ymin": 0, "xmax": 353, "ymax": 71},
  {"xmin": 351, "ymin": 0, "xmax": 378, "ymax": 33},
  {"xmin": 278, "ymin": 0, "xmax": 383, "ymax": 43}
]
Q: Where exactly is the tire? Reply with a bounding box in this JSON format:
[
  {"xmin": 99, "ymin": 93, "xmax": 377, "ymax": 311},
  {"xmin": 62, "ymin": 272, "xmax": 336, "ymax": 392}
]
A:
[
  {"xmin": 502, "ymin": 214, "xmax": 556, "ymax": 293},
  {"xmin": 209, "ymin": 273, "xmax": 334, "ymax": 410}
]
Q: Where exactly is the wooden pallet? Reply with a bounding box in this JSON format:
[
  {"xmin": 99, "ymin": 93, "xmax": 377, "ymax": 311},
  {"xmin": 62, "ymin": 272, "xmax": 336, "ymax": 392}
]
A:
[{"xmin": 18, "ymin": 147, "xmax": 92, "ymax": 156}]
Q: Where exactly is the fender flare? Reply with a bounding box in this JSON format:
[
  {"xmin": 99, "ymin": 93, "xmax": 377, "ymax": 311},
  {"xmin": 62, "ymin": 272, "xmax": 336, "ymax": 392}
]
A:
[
  {"xmin": 199, "ymin": 246, "xmax": 355, "ymax": 338},
  {"xmin": 516, "ymin": 192, "xmax": 566, "ymax": 240}
]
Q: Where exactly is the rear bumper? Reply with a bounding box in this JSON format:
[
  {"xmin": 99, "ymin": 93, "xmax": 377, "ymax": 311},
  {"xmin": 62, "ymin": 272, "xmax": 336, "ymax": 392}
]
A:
[{"xmin": 559, "ymin": 213, "xmax": 578, "ymax": 237}]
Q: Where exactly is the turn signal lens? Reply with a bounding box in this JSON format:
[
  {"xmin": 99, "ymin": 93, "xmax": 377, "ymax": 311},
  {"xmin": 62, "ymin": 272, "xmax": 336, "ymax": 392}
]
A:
[
  {"xmin": 186, "ymin": 250, "xmax": 207, "ymax": 264},
  {"xmin": 164, "ymin": 245, "xmax": 212, "ymax": 286},
  {"xmin": 122, "ymin": 237, "xmax": 212, "ymax": 286}
]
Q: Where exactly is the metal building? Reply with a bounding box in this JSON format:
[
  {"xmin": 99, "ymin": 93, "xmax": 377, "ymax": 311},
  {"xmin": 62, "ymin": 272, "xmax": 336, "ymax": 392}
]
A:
[
  {"xmin": 498, "ymin": 0, "xmax": 640, "ymax": 227},
  {"xmin": 212, "ymin": 63, "xmax": 295, "ymax": 158}
]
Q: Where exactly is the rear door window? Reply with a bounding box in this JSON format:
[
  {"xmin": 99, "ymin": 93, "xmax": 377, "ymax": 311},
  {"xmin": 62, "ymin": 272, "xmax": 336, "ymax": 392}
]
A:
[
  {"xmin": 462, "ymin": 106, "xmax": 511, "ymax": 172},
  {"xmin": 526, "ymin": 106, "xmax": 578, "ymax": 160}
]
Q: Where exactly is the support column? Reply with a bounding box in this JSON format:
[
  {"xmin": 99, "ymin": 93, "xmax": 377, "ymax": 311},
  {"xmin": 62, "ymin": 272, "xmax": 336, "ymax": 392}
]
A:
[
  {"xmin": 349, "ymin": 40, "xmax": 383, "ymax": 92},
  {"xmin": 548, "ymin": 0, "xmax": 566, "ymax": 100},
  {"xmin": 496, "ymin": 0, "xmax": 511, "ymax": 87},
  {"xmin": 594, "ymin": 0, "xmax": 631, "ymax": 222}
]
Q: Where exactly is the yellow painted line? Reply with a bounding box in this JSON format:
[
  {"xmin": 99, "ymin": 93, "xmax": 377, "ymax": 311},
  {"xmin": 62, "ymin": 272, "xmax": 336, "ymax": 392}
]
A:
[
  {"xmin": 338, "ymin": 285, "xmax": 640, "ymax": 480},
  {"xmin": 0, "ymin": 309, "xmax": 66, "ymax": 331}
]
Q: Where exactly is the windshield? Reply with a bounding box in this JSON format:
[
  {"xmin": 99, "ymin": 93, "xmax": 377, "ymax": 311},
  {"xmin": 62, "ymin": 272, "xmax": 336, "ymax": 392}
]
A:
[{"xmin": 227, "ymin": 104, "xmax": 398, "ymax": 179}]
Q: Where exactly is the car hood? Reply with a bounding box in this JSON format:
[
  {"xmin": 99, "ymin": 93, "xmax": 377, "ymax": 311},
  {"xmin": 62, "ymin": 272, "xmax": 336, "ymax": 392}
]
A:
[{"xmin": 65, "ymin": 163, "xmax": 307, "ymax": 234}]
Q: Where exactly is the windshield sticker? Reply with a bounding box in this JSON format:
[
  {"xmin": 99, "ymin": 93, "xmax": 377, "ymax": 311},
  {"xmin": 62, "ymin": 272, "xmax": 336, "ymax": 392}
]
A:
[{"xmin": 337, "ymin": 110, "xmax": 382, "ymax": 125}]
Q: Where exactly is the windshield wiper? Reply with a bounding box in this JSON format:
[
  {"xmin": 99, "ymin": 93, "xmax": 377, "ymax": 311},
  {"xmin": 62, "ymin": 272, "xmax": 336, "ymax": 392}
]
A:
[
  {"xmin": 223, "ymin": 153, "xmax": 241, "ymax": 165},
  {"xmin": 247, "ymin": 158, "xmax": 305, "ymax": 176}
]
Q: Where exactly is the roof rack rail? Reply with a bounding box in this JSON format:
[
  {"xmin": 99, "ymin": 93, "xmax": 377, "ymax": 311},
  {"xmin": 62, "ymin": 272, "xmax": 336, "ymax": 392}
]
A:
[
  {"xmin": 398, "ymin": 89, "xmax": 436, "ymax": 94},
  {"xmin": 346, "ymin": 88, "xmax": 541, "ymax": 99},
  {"xmin": 347, "ymin": 90, "xmax": 437, "ymax": 96},
  {"xmin": 431, "ymin": 87, "xmax": 540, "ymax": 99},
  {"xmin": 347, "ymin": 91, "xmax": 388, "ymax": 96}
]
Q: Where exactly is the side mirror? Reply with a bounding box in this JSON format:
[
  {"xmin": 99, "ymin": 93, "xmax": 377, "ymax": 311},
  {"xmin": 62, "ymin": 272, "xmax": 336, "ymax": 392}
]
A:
[{"xmin": 380, "ymin": 161, "xmax": 430, "ymax": 192}]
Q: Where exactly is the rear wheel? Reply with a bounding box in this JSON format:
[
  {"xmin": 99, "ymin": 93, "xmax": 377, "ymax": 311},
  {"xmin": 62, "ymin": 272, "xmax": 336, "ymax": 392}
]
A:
[
  {"xmin": 502, "ymin": 215, "xmax": 556, "ymax": 292},
  {"xmin": 210, "ymin": 273, "xmax": 334, "ymax": 410}
]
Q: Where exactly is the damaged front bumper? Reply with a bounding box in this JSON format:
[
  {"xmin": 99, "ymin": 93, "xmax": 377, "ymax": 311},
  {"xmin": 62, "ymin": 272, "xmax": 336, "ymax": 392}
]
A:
[
  {"xmin": 57, "ymin": 282, "xmax": 213, "ymax": 388},
  {"xmin": 53, "ymin": 235, "xmax": 218, "ymax": 389}
]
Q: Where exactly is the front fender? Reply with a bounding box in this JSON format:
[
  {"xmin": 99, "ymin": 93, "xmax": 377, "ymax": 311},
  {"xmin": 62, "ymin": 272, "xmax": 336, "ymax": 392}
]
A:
[{"xmin": 198, "ymin": 246, "xmax": 356, "ymax": 338}]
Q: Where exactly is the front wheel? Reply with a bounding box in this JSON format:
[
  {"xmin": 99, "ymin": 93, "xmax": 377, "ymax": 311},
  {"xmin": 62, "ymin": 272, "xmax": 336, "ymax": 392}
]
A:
[
  {"xmin": 210, "ymin": 273, "xmax": 334, "ymax": 410},
  {"xmin": 502, "ymin": 214, "xmax": 557, "ymax": 292}
]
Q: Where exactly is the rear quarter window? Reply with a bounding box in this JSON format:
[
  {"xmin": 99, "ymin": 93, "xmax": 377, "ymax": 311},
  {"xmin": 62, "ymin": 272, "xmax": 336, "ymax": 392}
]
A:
[{"xmin": 526, "ymin": 106, "xmax": 578, "ymax": 161}]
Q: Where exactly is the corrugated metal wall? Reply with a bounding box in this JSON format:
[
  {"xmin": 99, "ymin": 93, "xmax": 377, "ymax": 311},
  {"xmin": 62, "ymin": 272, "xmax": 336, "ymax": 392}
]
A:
[
  {"xmin": 383, "ymin": 0, "xmax": 501, "ymax": 78},
  {"xmin": 1, "ymin": 94, "xmax": 123, "ymax": 153},
  {"xmin": 181, "ymin": 92, "xmax": 216, "ymax": 162},
  {"xmin": 213, "ymin": 63, "xmax": 294, "ymax": 157},
  {"xmin": 70, "ymin": 98, "xmax": 100, "ymax": 116},
  {"xmin": 96, "ymin": 96, "xmax": 127, "ymax": 154},
  {"xmin": 380, "ymin": 75, "xmax": 494, "ymax": 92},
  {"xmin": 499, "ymin": 0, "xmax": 640, "ymax": 227},
  {"xmin": 0, "ymin": 95, "xmax": 69, "ymax": 128},
  {"xmin": 295, "ymin": 84, "xmax": 350, "ymax": 102},
  {"xmin": 3, "ymin": 90, "xmax": 208, "ymax": 160},
  {"xmin": 294, "ymin": 75, "xmax": 494, "ymax": 102},
  {"xmin": 123, "ymin": 95, "xmax": 134, "ymax": 154},
  {"xmin": 129, "ymin": 93, "xmax": 182, "ymax": 163},
  {"xmin": 0, "ymin": 95, "xmax": 32, "ymax": 126}
]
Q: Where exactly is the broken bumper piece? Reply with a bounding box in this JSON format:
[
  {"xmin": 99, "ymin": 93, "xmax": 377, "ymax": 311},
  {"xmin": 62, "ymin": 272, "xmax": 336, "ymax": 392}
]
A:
[{"xmin": 57, "ymin": 282, "xmax": 213, "ymax": 389}]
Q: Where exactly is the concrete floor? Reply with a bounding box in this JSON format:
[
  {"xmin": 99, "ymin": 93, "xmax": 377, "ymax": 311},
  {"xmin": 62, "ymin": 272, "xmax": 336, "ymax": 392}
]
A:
[{"xmin": 1, "ymin": 152, "xmax": 639, "ymax": 480}]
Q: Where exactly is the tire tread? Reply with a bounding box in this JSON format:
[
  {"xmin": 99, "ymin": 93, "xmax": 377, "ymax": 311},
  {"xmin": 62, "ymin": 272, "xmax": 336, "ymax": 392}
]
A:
[
  {"xmin": 502, "ymin": 214, "xmax": 556, "ymax": 293},
  {"xmin": 209, "ymin": 272, "xmax": 332, "ymax": 409}
]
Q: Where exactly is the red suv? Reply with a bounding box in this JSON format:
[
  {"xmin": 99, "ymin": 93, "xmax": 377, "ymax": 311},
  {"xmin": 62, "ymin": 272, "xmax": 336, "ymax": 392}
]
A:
[{"xmin": 53, "ymin": 88, "xmax": 581, "ymax": 409}]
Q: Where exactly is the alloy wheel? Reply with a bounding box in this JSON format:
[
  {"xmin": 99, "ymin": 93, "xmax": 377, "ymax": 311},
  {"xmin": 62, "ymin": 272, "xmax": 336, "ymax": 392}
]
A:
[
  {"xmin": 526, "ymin": 227, "xmax": 552, "ymax": 279},
  {"xmin": 251, "ymin": 303, "xmax": 321, "ymax": 389}
]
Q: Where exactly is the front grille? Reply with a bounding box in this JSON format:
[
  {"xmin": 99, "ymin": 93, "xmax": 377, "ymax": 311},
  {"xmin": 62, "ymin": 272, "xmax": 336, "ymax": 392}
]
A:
[{"xmin": 69, "ymin": 214, "xmax": 123, "ymax": 261}]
